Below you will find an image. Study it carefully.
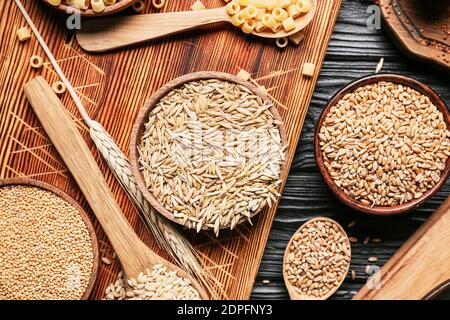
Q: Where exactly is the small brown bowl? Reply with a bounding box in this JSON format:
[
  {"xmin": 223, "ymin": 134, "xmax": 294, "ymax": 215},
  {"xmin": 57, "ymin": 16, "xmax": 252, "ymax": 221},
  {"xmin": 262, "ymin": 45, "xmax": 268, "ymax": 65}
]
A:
[
  {"xmin": 0, "ymin": 178, "xmax": 99, "ymax": 300},
  {"xmin": 41, "ymin": 0, "xmax": 136, "ymax": 17},
  {"xmin": 130, "ymin": 71, "xmax": 288, "ymax": 231},
  {"xmin": 314, "ymin": 73, "xmax": 450, "ymax": 216}
]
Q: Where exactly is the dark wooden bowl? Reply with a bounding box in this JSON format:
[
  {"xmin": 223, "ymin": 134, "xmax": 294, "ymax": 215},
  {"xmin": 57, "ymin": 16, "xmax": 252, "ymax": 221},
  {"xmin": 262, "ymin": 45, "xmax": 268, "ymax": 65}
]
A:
[
  {"xmin": 314, "ymin": 73, "xmax": 450, "ymax": 216},
  {"xmin": 0, "ymin": 178, "xmax": 99, "ymax": 300},
  {"xmin": 41, "ymin": 0, "xmax": 136, "ymax": 17},
  {"xmin": 130, "ymin": 71, "xmax": 289, "ymax": 231}
]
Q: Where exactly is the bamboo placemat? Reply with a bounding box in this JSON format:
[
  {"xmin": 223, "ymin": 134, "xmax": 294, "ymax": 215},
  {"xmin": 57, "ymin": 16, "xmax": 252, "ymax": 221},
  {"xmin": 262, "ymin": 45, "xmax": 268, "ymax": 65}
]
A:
[{"xmin": 0, "ymin": 0, "xmax": 342, "ymax": 299}]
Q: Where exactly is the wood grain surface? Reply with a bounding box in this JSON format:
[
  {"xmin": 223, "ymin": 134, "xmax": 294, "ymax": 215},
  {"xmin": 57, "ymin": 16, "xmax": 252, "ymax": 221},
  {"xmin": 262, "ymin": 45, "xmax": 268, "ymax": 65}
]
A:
[
  {"xmin": 0, "ymin": 0, "xmax": 341, "ymax": 300},
  {"xmin": 379, "ymin": 0, "xmax": 450, "ymax": 71},
  {"xmin": 253, "ymin": 0, "xmax": 450, "ymax": 300}
]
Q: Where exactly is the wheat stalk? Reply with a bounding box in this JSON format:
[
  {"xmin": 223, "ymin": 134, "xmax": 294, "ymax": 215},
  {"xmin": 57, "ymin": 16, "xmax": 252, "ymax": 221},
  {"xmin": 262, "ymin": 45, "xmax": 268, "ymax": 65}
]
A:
[{"xmin": 89, "ymin": 121, "xmax": 220, "ymax": 298}]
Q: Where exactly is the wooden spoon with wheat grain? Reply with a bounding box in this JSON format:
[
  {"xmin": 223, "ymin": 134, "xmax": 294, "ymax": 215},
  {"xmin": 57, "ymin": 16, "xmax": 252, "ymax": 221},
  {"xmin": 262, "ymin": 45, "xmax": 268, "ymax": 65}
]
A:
[{"xmin": 283, "ymin": 217, "xmax": 351, "ymax": 300}]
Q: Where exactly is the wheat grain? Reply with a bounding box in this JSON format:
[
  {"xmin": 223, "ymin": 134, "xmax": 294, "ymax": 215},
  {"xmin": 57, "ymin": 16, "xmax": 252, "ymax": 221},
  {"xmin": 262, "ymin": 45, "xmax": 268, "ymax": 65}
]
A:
[
  {"xmin": 89, "ymin": 121, "xmax": 219, "ymax": 298},
  {"xmin": 319, "ymin": 81, "xmax": 450, "ymax": 207}
]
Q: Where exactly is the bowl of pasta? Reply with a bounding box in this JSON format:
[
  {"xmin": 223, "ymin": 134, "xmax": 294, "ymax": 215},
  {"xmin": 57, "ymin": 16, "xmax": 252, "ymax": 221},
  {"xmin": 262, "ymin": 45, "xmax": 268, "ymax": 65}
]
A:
[{"xmin": 41, "ymin": 0, "xmax": 138, "ymax": 17}]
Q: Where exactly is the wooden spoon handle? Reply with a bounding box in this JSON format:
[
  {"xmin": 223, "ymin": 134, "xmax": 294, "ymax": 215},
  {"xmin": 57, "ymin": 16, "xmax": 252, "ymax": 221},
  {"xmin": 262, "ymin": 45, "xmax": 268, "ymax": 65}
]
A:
[
  {"xmin": 76, "ymin": 7, "xmax": 230, "ymax": 52},
  {"xmin": 354, "ymin": 196, "xmax": 450, "ymax": 300},
  {"xmin": 23, "ymin": 77, "xmax": 144, "ymax": 267}
]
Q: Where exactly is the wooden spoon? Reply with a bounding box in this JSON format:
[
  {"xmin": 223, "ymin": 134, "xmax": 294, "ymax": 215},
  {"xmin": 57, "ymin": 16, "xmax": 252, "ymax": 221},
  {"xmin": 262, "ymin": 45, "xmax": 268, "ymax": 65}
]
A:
[
  {"xmin": 76, "ymin": 1, "xmax": 317, "ymax": 52},
  {"xmin": 23, "ymin": 76, "xmax": 209, "ymax": 300},
  {"xmin": 283, "ymin": 217, "xmax": 351, "ymax": 300}
]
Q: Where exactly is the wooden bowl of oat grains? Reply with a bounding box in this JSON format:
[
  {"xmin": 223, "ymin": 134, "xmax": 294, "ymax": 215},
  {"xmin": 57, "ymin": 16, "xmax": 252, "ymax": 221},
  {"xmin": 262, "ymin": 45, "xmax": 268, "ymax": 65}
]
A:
[
  {"xmin": 130, "ymin": 72, "xmax": 288, "ymax": 235},
  {"xmin": 315, "ymin": 74, "xmax": 450, "ymax": 215}
]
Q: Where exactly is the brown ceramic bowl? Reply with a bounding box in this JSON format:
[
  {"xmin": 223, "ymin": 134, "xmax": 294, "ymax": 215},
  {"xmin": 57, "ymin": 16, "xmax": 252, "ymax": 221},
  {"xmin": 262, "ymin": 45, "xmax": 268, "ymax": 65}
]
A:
[
  {"xmin": 130, "ymin": 71, "xmax": 288, "ymax": 231},
  {"xmin": 0, "ymin": 178, "xmax": 99, "ymax": 300},
  {"xmin": 41, "ymin": 0, "xmax": 136, "ymax": 17},
  {"xmin": 314, "ymin": 73, "xmax": 450, "ymax": 216}
]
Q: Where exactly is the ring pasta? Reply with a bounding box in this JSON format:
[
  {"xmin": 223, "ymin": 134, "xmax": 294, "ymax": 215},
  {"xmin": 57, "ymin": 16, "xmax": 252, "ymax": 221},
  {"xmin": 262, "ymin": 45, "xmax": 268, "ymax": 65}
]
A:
[
  {"xmin": 52, "ymin": 81, "xmax": 67, "ymax": 95},
  {"xmin": 30, "ymin": 55, "xmax": 44, "ymax": 69},
  {"xmin": 49, "ymin": 0, "xmax": 166, "ymax": 12},
  {"xmin": 224, "ymin": 0, "xmax": 313, "ymax": 35},
  {"xmin": 272, "ymin": 7, "xmax": 288, "ymax": 22},
  {"xmin": 226, "ymin": 2, "xmax": 240, "ymax": 15},
  {"xmin": 231, "ymin": 13, "xmax": 246, "ymax": 26},
  {"xmin": 91, "ymin": 0, "xmax": 105, "ymax": 13},
  {"xmin": 152, "ymin": 0, "xmax": 166, "ymax": 9}
]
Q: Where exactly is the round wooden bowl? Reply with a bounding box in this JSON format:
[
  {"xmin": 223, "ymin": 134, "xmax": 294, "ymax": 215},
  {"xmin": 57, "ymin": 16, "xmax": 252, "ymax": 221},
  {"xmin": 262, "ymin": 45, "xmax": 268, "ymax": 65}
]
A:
[
  {"xmin": 41, "ymin": 0, "xmax": 137, "ymax": 17},
  {"xmin": 130, "ymin": 71, "xmax": 289, "ymax": 231},
  {"xmin": 0, "ymin": 178, "xmax": 99, "ymax": 300},
  {"xmin": 315, "ymin": 73, "xmax": 450, "ymax": 216}
]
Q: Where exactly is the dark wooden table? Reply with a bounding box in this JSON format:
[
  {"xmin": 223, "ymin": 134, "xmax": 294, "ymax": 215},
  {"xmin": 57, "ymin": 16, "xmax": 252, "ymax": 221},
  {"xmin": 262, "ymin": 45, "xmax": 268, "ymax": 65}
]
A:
[{"xmin": 252, "ymin": 0, "xmax": 450, "ymax": 300}]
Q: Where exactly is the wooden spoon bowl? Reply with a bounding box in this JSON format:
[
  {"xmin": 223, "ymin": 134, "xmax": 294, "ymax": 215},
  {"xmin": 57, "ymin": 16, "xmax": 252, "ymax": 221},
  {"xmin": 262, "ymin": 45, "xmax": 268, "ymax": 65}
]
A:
[
  {"xmin": 41, "ymin": 0, "xmax": 136, "ymax": 17},
  {"xmin": 129, "ymin": 71, "xmax": 288, "ymax": 232},
  {"xmin": 76, "ymin": 0, "xmax": 317, "ymax": 52},
  {"xmin": 314, "ymin": 73, "xmax": 450, "ymax": 216},
  {"xmin": 0, "ymin": 177, "xmax": 99, "ymax": 300},
  {"xmin": 283, "ymin": 217, "xmax": 351, "ymax": 300}
]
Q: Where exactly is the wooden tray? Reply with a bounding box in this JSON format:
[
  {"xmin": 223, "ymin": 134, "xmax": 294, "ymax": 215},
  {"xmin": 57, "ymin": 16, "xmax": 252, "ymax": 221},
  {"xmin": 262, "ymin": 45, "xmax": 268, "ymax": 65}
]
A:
[
  {"xmin": 0, "ymin": 0, "xmax": 341, "ymax": 299},
  {"xmin": 379, "ymin": 0, "xmax": 450, "ymax": 71}
]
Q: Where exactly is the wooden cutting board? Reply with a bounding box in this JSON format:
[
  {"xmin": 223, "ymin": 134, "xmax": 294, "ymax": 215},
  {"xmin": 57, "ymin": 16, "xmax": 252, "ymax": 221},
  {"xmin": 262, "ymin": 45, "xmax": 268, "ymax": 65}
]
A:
[
  {"xmin": 0, "ymin": 0, "xmax": 341, "ymax": 299},
  {"xmin": 379, "ymin": 0, "xmax": 450, "ymax": 71}
]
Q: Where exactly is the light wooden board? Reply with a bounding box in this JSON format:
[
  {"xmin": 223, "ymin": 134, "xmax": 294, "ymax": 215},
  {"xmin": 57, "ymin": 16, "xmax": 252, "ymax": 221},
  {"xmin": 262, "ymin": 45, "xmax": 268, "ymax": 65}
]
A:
[
  {"xmin": 379, "ymin": 0, "xmax": 450, "ymax": 71},
  {"xmin": 0, "ymin": 0, "xmax": 342, "ymax": 299}
]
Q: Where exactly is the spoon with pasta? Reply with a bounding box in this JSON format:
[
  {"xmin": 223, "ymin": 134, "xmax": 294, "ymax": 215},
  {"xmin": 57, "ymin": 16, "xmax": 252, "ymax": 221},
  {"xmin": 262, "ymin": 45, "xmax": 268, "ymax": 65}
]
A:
[{"xmin": 77, "ymin": 0, "xmax": 317, "ymax": 52}]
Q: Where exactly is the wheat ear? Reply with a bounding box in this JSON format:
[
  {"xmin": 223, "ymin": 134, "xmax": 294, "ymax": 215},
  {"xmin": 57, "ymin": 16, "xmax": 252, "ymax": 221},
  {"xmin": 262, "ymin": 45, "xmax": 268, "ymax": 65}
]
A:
[{"xmin": 89, "ymin": 121, "xmax": 219, "ymax": 298}]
